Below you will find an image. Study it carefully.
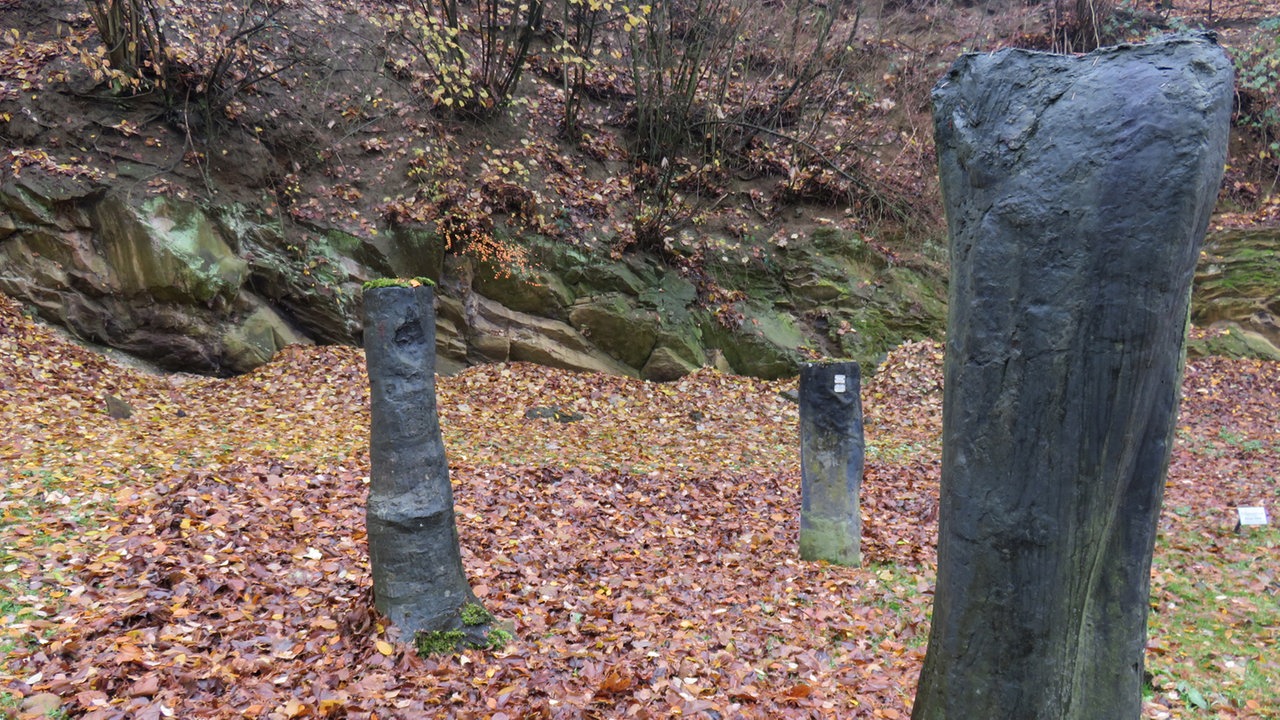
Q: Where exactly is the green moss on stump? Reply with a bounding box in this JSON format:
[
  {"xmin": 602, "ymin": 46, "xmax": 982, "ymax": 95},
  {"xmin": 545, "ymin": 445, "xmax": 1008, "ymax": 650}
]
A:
[
  {"xmin": 414, "ymin": 630, "xmax": 467, "ymax": 655},
  {"xmin": 461, "ymin": 602, "xmax": 493, "ymax": 626},
  {"xmin": 413, "ymin": 626, "xmax": 514, "ymax": 656},
  {"xmin": 413, "ymin": 603, "xmax": 513, "ymax": 656},
  {"xmin": 799, "ymin": 515, "xmax": 861, "ymax": 567}
]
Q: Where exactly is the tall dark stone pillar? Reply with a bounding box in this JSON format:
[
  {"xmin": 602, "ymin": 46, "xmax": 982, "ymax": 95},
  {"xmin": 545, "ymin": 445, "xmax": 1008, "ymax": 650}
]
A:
[
  {"xmin": 798, "ymin": 361, "xmax": 864, "ymax": 566},
  {"xmin": 363, "ymin": 283, "xmax": 484, "ymax": 637},
  {"xmin": 913, "ymin": 36, "xmax": 1233, "ymax": 720}
]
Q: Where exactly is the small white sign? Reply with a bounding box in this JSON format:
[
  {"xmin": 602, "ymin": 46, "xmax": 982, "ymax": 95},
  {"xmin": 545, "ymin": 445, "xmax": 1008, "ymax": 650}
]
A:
[
  {"xmin": 1237, "ymin": 506, "xmax": 1269, "ymax": 526},
  {"xmin": 833, "ymin": 374, "xmax": 847, "ymax": 393}
]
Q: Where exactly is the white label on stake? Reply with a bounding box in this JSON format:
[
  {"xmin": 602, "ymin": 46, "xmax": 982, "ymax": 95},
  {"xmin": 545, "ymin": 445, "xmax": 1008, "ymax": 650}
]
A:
[
  {"xmin": 834, "ymin": 374, "xmax": 846, "ymax": 393},
  {"xmin": 1237, "ymin": 506, "xmax": 1269, "ymax": 526}
]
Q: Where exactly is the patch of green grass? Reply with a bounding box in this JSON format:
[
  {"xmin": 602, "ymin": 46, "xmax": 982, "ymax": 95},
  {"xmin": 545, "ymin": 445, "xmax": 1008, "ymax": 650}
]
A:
[
  {"xmin": 0, "ymin": 690, "xmax": 70, "ymax": 718},
  {"xmin": 484, "ymin": 627, "xmax": 514, "ymax": 651},
  {"xmin": 1176, "ymin": 428, "xmax": 1223, "ymax": 458},
  {"xmin": 870, "ymin": 561, "xmax": 931, "ymax": 627},
  {"xmin": 1147, "ymin": 525, "xmax": 1280, "ymax": 714},
  {"xmin": 0, "ymin": 597, "xmax": 36, "ymax": 619},
  {"xmin": 866, "ymin": 440, "xmax": 932, "ymax": 463},
  {"xmin": 1217, "ymin": 427, "xmax": 1268, "ymax": 453},
  {"xmin": 1, "ymin": 463, "xmax": 114, "ymax": 684}
]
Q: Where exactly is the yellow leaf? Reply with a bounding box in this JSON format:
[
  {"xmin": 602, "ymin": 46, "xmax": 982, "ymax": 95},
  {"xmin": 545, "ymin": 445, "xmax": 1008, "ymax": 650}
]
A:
[{"xmin": 375, "ymin": 640, "xmax": 395, "ymax": 655}]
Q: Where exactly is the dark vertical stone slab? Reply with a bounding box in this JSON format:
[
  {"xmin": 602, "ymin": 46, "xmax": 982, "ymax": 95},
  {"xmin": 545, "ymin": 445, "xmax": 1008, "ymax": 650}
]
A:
[
  {"xmin": 363, "ymin": 284, "xmax": 480, "ymax": 635},
  {"xmin": 913, "ymin": 35, "xmax": 1233, "ymax": 720},
  {"xmin": 798, "ymin": 361, "xmax": 864, "ymax": 566}
]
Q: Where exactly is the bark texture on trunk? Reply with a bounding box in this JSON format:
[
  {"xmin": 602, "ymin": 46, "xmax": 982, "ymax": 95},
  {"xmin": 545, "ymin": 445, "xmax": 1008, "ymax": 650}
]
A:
[
  {"xmin": 798, "ymin": 361, "xmax": 864, "ymax": 566},
  {"xmin": 914, "ymin": 35, "xmax": 1232, "ymax": 720},
  {"xmin": 364, "ymin": 284, "xmax": 479, "ymax": 635}
]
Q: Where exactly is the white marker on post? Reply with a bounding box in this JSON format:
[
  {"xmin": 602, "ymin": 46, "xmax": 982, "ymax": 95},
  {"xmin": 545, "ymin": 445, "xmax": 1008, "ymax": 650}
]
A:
[{"xmin": 1237, "ymin": 506, "xmax": 1269, "ymax": 527}]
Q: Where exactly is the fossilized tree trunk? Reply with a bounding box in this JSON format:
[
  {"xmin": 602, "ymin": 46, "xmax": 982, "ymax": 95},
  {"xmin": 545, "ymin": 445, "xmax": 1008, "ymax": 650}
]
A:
[
  {"xmin": 913, "ymin": 36, "xmax": 1233, "ymax": 720},
  {"xmin": 798, "ymin": 361, "xmax": 864, "ymax": 566},
  {"xmin": 363, "ymin": 283, "xmax": 484, "ymax": 638}
]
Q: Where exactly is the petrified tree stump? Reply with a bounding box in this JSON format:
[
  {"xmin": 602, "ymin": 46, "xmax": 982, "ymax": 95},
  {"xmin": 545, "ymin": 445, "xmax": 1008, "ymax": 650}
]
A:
[
  {"xmin": 798, "ymin": 361, "xmax": 865, "ymax": 566},
  {"xmin": 913, "ymin": 36, "xmax": 1233, "ymax": 720},
  {"xmin": 363, "ymin": 283, "xmax": 484, "ymax": 638}
]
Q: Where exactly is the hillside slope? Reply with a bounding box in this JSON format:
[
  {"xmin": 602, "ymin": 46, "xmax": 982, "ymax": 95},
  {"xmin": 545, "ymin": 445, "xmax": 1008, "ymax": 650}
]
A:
[{"xmin": 1, "ymin": 0, "xmax": 1278, "ymax": 377}]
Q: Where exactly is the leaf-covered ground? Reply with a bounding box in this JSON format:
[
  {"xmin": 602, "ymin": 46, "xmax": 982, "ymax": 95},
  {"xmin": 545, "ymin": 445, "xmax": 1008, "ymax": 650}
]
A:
[{"xmin": 0, "ymin": 293, "xmax": 1276, "ymax": 719}]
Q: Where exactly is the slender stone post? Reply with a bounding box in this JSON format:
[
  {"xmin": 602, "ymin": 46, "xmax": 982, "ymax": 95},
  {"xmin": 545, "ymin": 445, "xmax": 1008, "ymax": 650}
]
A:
[
  {"xmin": 363, "ymin": 283, "xmax": 486, "ymax": 640},
  {"xmin": 913, "ymin": 36, "xmax": 1233, "ymax": 720},
  {"xmin": 798, "ymin": 361, "xmax": 864, "ymax": 566}
]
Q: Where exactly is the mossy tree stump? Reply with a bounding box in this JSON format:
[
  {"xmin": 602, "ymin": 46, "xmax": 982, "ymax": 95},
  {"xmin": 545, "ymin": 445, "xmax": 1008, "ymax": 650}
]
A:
[
  {"xmin": 363, "ymin": 281, "xmax": 490, "ymax": 645},
  {"xmin": 798, "ymin": 361, "xmax": 864, "ymax": 566}
]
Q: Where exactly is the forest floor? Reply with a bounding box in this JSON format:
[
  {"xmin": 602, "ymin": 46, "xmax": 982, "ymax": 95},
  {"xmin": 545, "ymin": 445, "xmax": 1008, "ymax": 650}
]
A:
[{"xmin": 0, "ymin": 292, "xmax": 1276, "ymax": 719}]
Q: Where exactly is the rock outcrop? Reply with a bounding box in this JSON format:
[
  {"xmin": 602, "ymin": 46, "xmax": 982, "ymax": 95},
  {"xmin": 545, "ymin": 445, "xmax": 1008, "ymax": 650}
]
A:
[
  {"xmin": 7, "ymin": 156, "xmax": 1272, "ymax": 382},
  {"xmin": 0, "ymin": 174, "xmax": 310, "ymax": 374},
  {"xmin": 1189, "ymin": 227, "xmax": 1280, "ymax": 360},
  {"xmin": 0, "ymin": 170, "xmax": 948, "ymax": 379}
]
